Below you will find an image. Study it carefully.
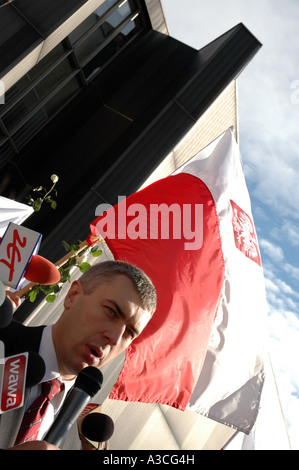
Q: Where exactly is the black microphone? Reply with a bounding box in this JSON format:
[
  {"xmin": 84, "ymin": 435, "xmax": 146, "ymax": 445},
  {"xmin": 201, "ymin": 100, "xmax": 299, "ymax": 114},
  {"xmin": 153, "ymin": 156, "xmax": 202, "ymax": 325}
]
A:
[
  {"xmin": 0, "ymin": 297, "xmax": 13, "ymax": 329},
  {"xmin": 44, "ymin": 366, "xmax": 103, "ymax": 447},
  {"xmin": 81, "ymin": 412, "xmax": 114, "ymax": 443},
  {"xmin": 26, "ymin": 351, "xmax": 46, "ymax": 387}
]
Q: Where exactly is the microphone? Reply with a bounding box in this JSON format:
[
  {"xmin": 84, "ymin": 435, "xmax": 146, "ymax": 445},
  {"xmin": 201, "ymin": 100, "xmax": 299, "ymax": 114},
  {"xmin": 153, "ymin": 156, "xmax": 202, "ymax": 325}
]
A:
[
  {"xmin": 81, "ymin": 412, "xmax": 114, "ymax": 444},
  {"xmin": 0, "ymin": 280, "xmax": 13, "ymax": 329},
  {"xmin": 44, "ymin": 366, "xmax": 103, "ymax": 447},
  {"xmin": 25, "ymin": 351, "xmax": 46, "ymax": 387},
  {"xmin": 0, "ymin": 297, "xmax": 13, "ymax": 329},
  {"xmin": 23, "ymin": 255, "xmax": 60, "ymax": 285}
]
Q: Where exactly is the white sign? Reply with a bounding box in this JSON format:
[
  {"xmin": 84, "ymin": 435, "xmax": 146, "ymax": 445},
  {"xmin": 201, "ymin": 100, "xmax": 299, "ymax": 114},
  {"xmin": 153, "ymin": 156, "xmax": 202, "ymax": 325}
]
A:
[{"xmin": 0, "ymin": 223, "xmax": 42, "ymax": 288}]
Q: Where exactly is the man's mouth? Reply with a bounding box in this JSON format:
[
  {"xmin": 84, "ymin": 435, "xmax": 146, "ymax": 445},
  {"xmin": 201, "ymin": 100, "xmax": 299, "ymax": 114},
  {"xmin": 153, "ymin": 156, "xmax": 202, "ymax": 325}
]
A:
[{"xmin": 85, "ymin": 345, "xmax": 103, "ymax": 366}]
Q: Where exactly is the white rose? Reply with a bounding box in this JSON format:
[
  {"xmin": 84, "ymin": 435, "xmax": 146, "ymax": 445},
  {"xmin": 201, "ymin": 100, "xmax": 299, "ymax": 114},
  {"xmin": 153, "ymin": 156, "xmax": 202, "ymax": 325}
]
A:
[{"xmin": 51, "ymin": 174, "xmax": 59, "ymax": 183}]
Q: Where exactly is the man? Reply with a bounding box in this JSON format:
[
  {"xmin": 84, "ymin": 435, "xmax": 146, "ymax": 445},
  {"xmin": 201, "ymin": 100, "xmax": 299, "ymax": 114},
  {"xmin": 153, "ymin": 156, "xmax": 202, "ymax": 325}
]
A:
[{"xmin": 0, "ymin": 260, "xmax": 157, "ymax": 450}]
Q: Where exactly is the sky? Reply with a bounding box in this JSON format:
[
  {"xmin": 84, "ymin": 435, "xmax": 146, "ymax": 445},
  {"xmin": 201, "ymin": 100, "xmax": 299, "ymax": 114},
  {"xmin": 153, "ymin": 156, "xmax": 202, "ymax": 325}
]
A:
[{"xmin": 162, "ymin": 0, "xmax": 299, "ymax": 449}]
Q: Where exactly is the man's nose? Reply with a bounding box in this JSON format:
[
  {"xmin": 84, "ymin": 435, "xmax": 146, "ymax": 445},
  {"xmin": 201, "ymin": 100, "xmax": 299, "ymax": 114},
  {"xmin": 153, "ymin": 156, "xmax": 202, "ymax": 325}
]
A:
[{"xmin": 106, "ymin": 323, "xmax": 125, "ymax": 346}]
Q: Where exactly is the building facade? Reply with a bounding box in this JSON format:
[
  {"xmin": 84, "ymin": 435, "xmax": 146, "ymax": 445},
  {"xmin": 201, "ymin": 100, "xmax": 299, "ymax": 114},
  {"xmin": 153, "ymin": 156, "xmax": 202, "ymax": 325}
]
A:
[{"xmin": 0, "ymin": 0, "xmax": 261, "ymax": 323}]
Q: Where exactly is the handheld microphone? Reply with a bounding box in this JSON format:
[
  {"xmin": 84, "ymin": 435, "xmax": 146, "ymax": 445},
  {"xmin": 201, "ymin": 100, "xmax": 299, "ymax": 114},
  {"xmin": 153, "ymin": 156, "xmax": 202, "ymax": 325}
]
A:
[
  {"xmin": 44, "ymin": 366, "xmax": 103, "ymax": 447},
  {"xmin": 25, "ymin": 351, "xmax": 46, "ymax": 387},
  {"xmin": 0, "ymin": 297, "xmax": 13, "ymax": 329},
  {"xmin": 23, "ymin": 255, "xmax": 60, "ymax": 285},
  {"xmin": 0, "ymin": 280, "xmax": 13, "ymax": 329},
  {"xmin": 81, "ymin": 412, "xmax": 114, "ymax": 443}
]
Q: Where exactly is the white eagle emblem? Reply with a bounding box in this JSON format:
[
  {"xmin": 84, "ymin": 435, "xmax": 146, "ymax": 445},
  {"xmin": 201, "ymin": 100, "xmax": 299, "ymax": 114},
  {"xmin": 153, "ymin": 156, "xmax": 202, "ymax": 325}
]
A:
[{"xmin": 230, "ymin": 200, "xmax": 261, "ymax": 266}]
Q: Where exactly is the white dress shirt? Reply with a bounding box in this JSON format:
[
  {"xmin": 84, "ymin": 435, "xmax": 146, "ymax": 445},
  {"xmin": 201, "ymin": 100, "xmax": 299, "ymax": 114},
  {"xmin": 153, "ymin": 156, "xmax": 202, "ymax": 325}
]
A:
[{"xmin": 26, "ymin": 325, "xmax": 75, "ymax": 440}]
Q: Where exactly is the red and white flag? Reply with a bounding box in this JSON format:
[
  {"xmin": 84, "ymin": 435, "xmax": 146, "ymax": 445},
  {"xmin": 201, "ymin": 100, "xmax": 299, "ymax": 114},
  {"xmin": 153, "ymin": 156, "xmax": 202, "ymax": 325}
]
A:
[{"xmin": 87, "ymin": 127, "xmax": 267, "ymax": 433}]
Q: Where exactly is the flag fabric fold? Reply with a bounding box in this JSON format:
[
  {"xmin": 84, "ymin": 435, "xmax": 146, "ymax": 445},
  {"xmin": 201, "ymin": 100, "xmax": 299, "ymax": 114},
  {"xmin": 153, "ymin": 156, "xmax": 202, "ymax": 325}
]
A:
[{"xmin": 87, "ymin": 127, "xmax": 267, "ymax": 433}]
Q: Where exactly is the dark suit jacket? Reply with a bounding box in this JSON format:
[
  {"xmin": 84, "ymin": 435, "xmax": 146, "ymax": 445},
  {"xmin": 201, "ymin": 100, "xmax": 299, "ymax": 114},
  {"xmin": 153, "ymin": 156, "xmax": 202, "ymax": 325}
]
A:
[{"xmin": 0, "ymin": 320, "xmax": 81, "ymax": 450}]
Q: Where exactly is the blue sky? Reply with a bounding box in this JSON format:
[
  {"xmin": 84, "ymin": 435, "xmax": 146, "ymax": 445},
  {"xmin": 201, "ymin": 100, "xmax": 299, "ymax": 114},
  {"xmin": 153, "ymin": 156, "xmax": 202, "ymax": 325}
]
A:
[{"xmin": 162, "ymin": 0, "xmax": 299, "ymax": 449}]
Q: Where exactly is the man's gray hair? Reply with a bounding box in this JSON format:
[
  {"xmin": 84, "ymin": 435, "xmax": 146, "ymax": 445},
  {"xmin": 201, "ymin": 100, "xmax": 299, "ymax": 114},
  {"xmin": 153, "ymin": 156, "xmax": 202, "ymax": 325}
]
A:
[{"xmin": 79, "ymin": 260, "xmax": 157, "ymax": 315}]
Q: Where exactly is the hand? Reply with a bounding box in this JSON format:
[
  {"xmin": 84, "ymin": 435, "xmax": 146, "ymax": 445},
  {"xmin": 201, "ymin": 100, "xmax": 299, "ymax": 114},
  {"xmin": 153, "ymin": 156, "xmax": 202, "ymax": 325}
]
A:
[
  {"xmin": 8, "ymin": 440, "xmax": 60, "ymax": 450},
  {"xmin": 5, "ymin": 289, "xmax": 21, "ymax": 309}
]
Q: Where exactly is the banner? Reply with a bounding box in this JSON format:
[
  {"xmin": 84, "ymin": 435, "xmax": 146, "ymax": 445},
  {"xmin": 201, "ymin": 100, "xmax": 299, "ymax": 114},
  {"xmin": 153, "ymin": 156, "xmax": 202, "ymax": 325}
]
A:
[{"xmin": 88, "ymin": 128, "xmax": 267, "ymax": 433}]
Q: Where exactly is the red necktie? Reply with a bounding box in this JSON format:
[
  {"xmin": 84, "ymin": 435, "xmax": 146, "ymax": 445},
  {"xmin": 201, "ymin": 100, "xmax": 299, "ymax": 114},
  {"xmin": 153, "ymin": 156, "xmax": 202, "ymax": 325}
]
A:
[{"xmin": 14, "ymin": 378, "xmax": 64, "ymax": 445}]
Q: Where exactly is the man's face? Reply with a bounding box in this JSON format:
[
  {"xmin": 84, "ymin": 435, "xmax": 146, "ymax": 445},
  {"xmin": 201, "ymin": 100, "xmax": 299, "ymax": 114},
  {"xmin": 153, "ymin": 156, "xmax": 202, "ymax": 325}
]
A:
[{"xmin": 52, "ymin": 274, "xmax": 152, "ymax": 380}]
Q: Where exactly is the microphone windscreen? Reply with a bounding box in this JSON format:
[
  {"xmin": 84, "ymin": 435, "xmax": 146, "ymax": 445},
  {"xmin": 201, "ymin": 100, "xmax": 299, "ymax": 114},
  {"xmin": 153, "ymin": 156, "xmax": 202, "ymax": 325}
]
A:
[
  {"xmin": 81, "ymin": 413, "xmax": 114, "ymax": 442},
  {"xmin": 24, "ymin": 255, "xmax": 60, "ymax": 285},
  {"xmin": 75, "ymin": 366, "xmax": 103, "ymax": 397},
  {"xmin": 26, "ymin": 351, "xmax": 46, "ymax": 387},
  {"xmin": 0, "ymin": 297, "xmax": 13, "ymax": 329}
]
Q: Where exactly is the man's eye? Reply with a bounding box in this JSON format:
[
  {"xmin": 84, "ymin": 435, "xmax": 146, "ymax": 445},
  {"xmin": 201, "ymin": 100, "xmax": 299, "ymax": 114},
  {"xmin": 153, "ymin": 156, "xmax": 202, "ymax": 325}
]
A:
[
  {"xmin": 125, "ymin": 328, "xmax": 134, "ymax": 339},
  {"xmin": 106, "ymin": 306, "xmax": 116, "ymax": 317}
]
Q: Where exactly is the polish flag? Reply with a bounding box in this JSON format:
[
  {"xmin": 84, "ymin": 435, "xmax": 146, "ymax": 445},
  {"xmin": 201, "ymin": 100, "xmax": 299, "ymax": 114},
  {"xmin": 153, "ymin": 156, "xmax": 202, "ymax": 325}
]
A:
[{"xmin": 87, "ymin": 127, "xmax": 267, "ymax": 433}]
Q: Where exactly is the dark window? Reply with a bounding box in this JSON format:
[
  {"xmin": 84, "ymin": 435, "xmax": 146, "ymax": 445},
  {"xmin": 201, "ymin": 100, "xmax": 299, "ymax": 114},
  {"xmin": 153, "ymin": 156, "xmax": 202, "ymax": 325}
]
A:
[
  {"xmin": 0, "ymin": 0, "xmax": 147, "ymax": 154},
  {"xmin": 70, "ymin": 0, "xmax": 143, "ymax": 79}
]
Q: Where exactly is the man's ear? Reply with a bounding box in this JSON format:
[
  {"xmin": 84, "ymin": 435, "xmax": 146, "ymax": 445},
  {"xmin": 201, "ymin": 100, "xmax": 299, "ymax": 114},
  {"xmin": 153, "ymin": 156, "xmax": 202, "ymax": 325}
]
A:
[{"xmin": 64, "ymin": 280, "xmax": 82, "ymax": 309}]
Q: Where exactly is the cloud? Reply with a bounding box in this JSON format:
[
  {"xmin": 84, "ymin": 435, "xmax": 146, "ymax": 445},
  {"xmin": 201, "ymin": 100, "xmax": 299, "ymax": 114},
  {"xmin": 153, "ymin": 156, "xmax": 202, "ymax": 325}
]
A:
[
  {"xmin": 264, "ymin": 268, "xmax": 299, "ymax": 449},
  {"xmin": 259, "ymin": 238, "xmax": 284, "ymax": 262},
  {"xmin": 238, "ymin": 6, "xmax": 299, "ymax": 218},
  {"xmin": 240, "ymin": 136, "xmax": 299, "ymax": 219},
  {"xmin": 284, "ymin": 263, "xmax": 299, "ymax": 281},
  {"xmin": 270, "ymin": 221, "xmax": 299, "ymax": 248},
  {"xmin": 163, "ymin": 0, "xmax": 299, "ymax": 218},
  {"xmin": 267, "ymin": 308, "xmax": 299, "ymax": 450},
  {"xmin": 281, "ymin": 222, "xmax": 299, "ymax": 247}
]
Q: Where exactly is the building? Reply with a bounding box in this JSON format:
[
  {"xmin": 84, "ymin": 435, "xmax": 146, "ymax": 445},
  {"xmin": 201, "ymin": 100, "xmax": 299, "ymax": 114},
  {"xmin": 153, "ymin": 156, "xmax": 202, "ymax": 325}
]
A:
[
  {"xmin": 0, "ymin": 0, "xmax": 266, "ymax": 449},
  {"xmin": 0, "ymin": 0, "xmax": 261, "ymax": 262}
]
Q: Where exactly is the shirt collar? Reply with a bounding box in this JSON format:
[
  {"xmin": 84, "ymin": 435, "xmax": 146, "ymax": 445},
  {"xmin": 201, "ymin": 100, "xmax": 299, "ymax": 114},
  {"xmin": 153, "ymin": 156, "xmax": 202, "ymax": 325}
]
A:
[
  {"xmin": 39, "ymin": 324, "xmax": 60, "ymax": 382},
  {"xmin": 38, "ymin": 325, "xmax": 75, "ymax": 392}
]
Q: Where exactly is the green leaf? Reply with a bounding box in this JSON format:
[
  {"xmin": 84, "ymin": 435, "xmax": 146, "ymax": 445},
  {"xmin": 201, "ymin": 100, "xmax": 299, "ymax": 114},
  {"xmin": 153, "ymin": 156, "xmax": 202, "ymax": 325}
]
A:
[
  {"xmin": 91, "ymin": 249, "xmax": 102, "ymax": 257},
  {"xmin": 46, "ymin": 294, "xmax": 56, "ymax": 303},
  {"xmin": 79, "ymin": 262, "xmax": 91, "ymax": 273},
  {"xmin": 34, "ymin": 198, "xmax": 43, "ymax": 211},
  {"xmin": 41, "ymin": 285, "xmax": 52, "ymax": 294},
  {"xmin": 71, "ymin": 244, "xmax": 80, "ymax": 253},
  {"xmin": 61, "ymin": 240, "xmax": 71, "ymax": 251},
  {"xmin": 68, "ymin": 257, "xmax": 77, "ymax": 266},
  {"xmin": 51, "ymin": 200, "xmax": 57, "ymax": 209},
  {"xmin": 29, "ymin": 290, "xmax": 38, "ymax": 302}
]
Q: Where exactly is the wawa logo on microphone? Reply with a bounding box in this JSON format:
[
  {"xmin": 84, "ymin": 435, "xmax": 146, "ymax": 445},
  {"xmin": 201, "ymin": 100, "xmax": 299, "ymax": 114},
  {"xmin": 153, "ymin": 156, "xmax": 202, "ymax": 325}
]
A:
[
  {"xmin": 0, "ymin": 350, "xmax": 28, "ymax": 413},
  {"xmin": 95, "ymin": 196, "xmax": 203, "ymax": 251}
]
